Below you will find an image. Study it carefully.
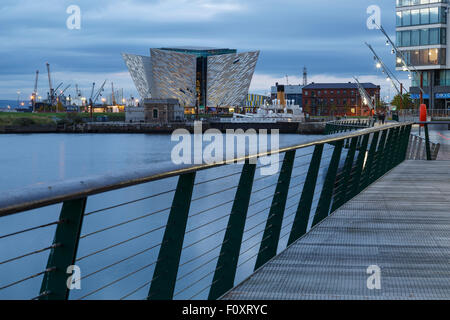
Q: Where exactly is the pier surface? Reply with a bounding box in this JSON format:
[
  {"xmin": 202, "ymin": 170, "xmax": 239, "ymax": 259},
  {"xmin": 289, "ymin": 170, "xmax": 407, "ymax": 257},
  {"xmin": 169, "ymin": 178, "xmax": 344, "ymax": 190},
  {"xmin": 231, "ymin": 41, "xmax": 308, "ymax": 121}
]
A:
[{"xmin": 222, "ymin": 160, "xmax": 450, "ymax": 300}]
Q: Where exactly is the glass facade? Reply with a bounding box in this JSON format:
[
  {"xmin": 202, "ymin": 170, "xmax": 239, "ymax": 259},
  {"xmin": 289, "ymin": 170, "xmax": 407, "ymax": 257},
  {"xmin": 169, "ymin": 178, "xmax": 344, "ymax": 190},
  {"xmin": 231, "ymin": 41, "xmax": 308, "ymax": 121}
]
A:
[
  {"xmin": 397, "ymin": 0, "xmax": 448, "ymax": 7},
  {"xmin": 396, "ymin": 27, "xmax": 446, "ymax": 46},
  {"xmin": 411, "ymin": 71, "xmax": 429, "ymax": 87},
  {"xmin": 396, "ymin": 6, "xmax": 446, "ymax": 26},
  {"xmin": 396, "ymin": 48, "xmax": 446, "ymax": 66},
  {"xmin": 435, "ymin": 70, "xmax": 450, "ymax": 85}
]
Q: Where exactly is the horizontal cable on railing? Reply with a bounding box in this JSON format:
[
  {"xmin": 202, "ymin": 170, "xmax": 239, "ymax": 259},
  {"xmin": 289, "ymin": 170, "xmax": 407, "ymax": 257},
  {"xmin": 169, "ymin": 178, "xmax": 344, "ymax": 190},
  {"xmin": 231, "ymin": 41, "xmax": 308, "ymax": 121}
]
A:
[
  {"xmin": 84, "ymin": 189, "xmax": 176, "ymax": 217},
  {"xmin": 246, "ymin": 204, "xmax": 273, "ymax": 220},
  {"xmin": 0, "ymin": 221, "xmax": 62, "ymax": 240},
  {"xmin": 239, "ymin": 234, "xmax": 271, "ymax": 258},
  {"xmin": 31, "ymin": 290, "xmax": 51, "ymax": 300},
  {"xmin": 250, "ymin": 181, "xmax": 279, "ymax": 195},
  {"xmin": 0, "ymin": 267, "xmax": 56, "ymax": 291},
  {"xmin": 243, "ymin": 213, "xmax": 275, "ymax": 237},
  {"xmin": 179, "ymin": 241, "xmax": 227, "ymax": 269},
  {"xmin": 189, "ymin": 199, "xmax": 235, "ymax": 218},
  {"xmin": 0, "ymin": 243, "xmax": 61, "ymax": 266},
  {"xmin": 76, "ymin": 227, "xmax": 166, "ymax": 262},
  {"xmin": 248, "ymin": 192, "xmax": 280, "ymax": 209},
  {"xmin": 78, "ymin": 261, "xmax": 159, "ymax": 300},
  {"xmin": 80, "ymin": 207, "xmax": 171, "ymax": 239},
  {"xmin": 185, "ymin": 213, "xmax": 231, "ymax": 235},
  {"xmin": 182, "ymin": 226, "xmax": 230, "ymax": 250},
  {"xmin": 191, "ymin": 184, "xmax": 239, "ymax": 202},
  {"xmin": 173, "ymin": 265, "xmax": 223, "ymax": 298},
  {"xmin": 194, "ymin": 170, "xmax": 243, "ymax": 186},
  {"xmin": 176, "ymin": 252, "xmax": 224, "ymax": 283},
  {"xmin": 237, "ymin": 246, "xmax": 269, "ymax": 269},
  {"xmin": 187, "ymin": 279, "xmax": 219, "ymax": 300},
  {"xmin": 80, "ymin": 242, "xmax": 162, "ymax": 281}
]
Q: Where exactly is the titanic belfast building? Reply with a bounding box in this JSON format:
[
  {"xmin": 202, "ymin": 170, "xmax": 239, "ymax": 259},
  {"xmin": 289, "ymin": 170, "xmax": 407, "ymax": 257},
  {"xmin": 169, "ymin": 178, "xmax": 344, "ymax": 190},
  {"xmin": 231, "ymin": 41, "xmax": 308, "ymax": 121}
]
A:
[{"xmin": 122, "ymin": 47, "xmax": 260, "ymax": 111}]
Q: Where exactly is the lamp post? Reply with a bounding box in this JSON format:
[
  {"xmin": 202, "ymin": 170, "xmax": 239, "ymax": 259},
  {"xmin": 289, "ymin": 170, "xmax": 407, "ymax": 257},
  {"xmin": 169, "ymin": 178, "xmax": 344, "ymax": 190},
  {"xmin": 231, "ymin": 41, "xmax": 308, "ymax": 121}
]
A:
[{"xmin": 376, "ymin": 23, "xmax": 426, "ymax": 107}]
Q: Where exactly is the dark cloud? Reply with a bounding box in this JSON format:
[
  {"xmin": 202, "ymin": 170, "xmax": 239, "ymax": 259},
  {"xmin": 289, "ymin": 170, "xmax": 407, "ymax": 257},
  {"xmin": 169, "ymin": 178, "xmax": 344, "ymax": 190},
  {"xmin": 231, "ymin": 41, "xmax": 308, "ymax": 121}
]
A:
[{"xmin": 0, "ymin": 0, "xmax": 401, "ymax": 99}]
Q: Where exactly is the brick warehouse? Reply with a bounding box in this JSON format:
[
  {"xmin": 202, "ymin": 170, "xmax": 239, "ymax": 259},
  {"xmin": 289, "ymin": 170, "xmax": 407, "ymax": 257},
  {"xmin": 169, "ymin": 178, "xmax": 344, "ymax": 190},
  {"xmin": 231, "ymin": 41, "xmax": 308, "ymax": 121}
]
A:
[{"xmin": 302, "ymin": 82, "xmax": 381, "ymax": 116}]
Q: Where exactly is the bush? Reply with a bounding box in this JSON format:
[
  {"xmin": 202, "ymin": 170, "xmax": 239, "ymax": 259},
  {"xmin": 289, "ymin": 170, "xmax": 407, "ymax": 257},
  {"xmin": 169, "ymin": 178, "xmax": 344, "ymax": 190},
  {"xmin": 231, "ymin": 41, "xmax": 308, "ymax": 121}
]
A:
[{"xmin": 12, "ymin": 117, "xmax": 36, "ymax": 127}]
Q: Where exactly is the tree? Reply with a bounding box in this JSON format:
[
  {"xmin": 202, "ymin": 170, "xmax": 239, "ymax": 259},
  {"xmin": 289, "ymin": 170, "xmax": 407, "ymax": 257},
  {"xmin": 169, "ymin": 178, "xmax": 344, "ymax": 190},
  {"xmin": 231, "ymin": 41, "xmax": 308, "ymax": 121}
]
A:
[{"xmin": 391, "ymin": 93, "xmax": 414, "ymax": 110}]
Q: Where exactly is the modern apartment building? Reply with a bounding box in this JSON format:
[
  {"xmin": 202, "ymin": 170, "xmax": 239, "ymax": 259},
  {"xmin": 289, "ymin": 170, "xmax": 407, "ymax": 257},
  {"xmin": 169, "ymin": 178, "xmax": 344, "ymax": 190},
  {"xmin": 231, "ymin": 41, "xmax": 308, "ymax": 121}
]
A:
[{"xmin": 396, "ymin": 0, "xmax": 450, "ymax": 109}]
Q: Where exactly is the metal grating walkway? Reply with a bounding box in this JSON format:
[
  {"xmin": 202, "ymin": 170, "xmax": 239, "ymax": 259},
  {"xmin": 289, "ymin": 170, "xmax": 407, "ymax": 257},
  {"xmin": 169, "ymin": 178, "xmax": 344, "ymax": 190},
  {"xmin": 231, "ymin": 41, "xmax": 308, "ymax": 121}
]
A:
[{"xmin": 222, "ymin": 161, "xmax": 450, "ymax": 300}]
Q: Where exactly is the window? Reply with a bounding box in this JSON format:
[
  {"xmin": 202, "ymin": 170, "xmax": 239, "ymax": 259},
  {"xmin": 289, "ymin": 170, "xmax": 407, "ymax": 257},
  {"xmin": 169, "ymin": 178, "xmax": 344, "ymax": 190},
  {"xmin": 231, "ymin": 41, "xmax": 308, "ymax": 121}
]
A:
[
  {"xmin": 420, "ymin": 28, "xmax": 429, "ymax": 45},
  {"xmin": 153, "ymin": 109, "xmax": 158, "ymax": 119},
  {"xmin": 430, "ymin": 7, "xmax": 439, "ymax": 23},
  {"xmin": 397, "ymin": 11, "xmax": 402, "ymax": 27},
  {"xmin": 411, "ymin": 29, "xmax": 420, "ymax": 46},
  {"xmin": 403, "ymin": 10, "xmax": 411, "ymax": 26},
  {"xmin": 420, "ymin": 8, "xmax": 429, "ymax": 24},
  {"xmin": 411, "ymin": 9, "xmax": 420, "ymax": 25},
  {"xmin": 402, "ymin": 30, "xmax": 411, "ymax": 46},
  {"xmin": 429, "ymin": 28, "xmax": 439, "ymax": 44}
]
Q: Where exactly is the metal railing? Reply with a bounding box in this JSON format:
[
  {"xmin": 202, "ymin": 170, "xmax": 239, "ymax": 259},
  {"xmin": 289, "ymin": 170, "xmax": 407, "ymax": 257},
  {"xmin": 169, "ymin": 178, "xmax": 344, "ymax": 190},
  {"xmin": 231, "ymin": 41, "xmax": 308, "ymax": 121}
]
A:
[
  {"xmin": 324, "ymin": 119, "xmax": 375, "ymax": 135},
  {"xmin": 0, "ymin": 122, "xmax": 413, "ymax": 300},
  {"xmin": 406, "ymin": 134, "xmax": 440, "ymax": 160}
]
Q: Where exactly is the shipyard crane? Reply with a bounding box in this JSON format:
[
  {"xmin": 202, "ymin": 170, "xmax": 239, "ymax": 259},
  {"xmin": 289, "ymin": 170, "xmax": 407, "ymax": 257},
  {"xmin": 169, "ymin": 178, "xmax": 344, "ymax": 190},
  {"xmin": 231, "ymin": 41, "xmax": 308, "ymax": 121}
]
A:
[
  {"xmin": 46, "ymin": 63, "xmax": 54, "ymax": 106},
  {"xmin": 32, "ymin": 70, "xmax": 39, "ymax": 112},
  {"xmin": 60, "ymin": 84, "xmax": 71, "ymax": 96},
  {"xmin": 75, "ymin": 84, "xmax": 82, "ymax": 97},
  {"xmin": 89, "ymin": 83, "xmax": 96, "ymax": 100},
  {"xmin": 89, "ymin": 80, "xmax": 107, "ymax": 118},
  {"xmin": 92, "ymin": 80, "xmax": 107, "ymax": 104},
  {"xmin": 111, "ymin": 82, "xmax": 117, "ymax": 106}
]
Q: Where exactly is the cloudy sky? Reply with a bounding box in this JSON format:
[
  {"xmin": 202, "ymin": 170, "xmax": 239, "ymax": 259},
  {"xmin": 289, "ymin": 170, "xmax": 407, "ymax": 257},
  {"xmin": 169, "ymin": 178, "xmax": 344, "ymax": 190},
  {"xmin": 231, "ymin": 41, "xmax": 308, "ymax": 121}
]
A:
[{"xmin": 0, "ymin": 0, "xmax": 407, "ymax": 101}]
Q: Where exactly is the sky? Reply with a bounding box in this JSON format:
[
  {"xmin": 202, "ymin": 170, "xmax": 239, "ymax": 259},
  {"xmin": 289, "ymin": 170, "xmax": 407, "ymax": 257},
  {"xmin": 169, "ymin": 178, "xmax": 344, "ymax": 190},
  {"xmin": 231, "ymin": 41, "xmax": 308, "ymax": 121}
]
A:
[{"xmin": 0, "ymin": 0, "xmax": 408, "ymax": 101}]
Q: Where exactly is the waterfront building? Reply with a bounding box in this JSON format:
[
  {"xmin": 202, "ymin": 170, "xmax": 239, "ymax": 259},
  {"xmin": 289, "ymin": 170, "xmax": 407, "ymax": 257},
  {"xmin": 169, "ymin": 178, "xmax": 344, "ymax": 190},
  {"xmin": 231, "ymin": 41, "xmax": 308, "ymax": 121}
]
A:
[
  {"xmin": 270, "ymin": 84, "xmax": 303, "ymax": 108},
  {"xmin": 395, "ymin": 0, "xmax": 450, "ymax": 109},
  {"xmin": 125, "ymin": 99, "xmax": 185, "ymax": 123},
  {"xmin": 302, "ymin": 82, "xmax": 381, "ymax": 116},
  {"xmin": 122, "ymin": 47, "xmax": 259, "ymax": 114},
  {"xmin": 245, "ymin": 93, "xmax": 269, "ymax": 112}
]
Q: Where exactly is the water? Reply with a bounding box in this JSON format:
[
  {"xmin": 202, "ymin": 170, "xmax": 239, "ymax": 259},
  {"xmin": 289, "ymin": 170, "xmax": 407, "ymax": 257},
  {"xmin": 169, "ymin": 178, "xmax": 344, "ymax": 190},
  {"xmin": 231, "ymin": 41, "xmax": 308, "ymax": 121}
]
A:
[{"xmin": 0, "ymin": 132, "xmax": 336, "ymax": 300}]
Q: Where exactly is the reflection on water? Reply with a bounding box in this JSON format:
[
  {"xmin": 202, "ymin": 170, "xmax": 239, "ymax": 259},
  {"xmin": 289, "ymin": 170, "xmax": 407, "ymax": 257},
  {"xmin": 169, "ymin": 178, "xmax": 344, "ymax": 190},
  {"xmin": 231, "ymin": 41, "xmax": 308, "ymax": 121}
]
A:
[{"xmin": 0, "ymin": 132, "xmax": 344, "ymax": 300}]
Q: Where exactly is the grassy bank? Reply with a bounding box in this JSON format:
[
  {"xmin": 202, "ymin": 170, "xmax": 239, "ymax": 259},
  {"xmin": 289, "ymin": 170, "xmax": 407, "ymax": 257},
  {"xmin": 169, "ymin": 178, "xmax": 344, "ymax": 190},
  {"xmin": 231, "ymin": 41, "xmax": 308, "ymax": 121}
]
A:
[{"xmin": 0, "ymin": 112, "xmax": 125, "ymax": 127}]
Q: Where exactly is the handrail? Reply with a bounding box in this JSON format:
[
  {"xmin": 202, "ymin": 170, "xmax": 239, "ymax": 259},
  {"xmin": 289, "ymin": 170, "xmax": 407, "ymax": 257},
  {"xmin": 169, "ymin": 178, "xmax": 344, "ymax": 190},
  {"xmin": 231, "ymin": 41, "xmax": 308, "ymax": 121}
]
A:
[
  {"xmin": 0, "ymin": 122, "xmax": 409, "ymax": 217},
  {"xmin": 0, "ymin": 122, "xmax": 414, "ymax": 301}
]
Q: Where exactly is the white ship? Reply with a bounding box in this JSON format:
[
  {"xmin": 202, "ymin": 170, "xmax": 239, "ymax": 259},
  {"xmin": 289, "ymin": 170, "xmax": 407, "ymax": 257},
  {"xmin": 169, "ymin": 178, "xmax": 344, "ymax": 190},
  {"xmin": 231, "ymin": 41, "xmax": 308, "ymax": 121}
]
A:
[{"xmin": 220, "ymin": 99, "xmax": 305, "ymax": 123}]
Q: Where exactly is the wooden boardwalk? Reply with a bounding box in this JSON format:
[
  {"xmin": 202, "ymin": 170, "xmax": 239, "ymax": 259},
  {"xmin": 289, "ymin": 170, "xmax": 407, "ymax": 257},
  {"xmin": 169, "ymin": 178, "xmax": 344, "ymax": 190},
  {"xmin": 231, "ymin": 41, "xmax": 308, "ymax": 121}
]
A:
[{"xmin": 222, "ymin": 161, "xmax": 450, "ymax": 300}]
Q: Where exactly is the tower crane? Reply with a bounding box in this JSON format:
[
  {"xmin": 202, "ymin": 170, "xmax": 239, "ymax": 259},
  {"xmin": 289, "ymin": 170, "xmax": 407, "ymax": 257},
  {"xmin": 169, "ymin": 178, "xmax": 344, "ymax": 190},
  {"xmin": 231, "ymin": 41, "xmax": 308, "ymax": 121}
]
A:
[
  {"xmin": 46, "ymin": 63, "xmax": 53, "ymax": 106},
  {"xmin": 32, "ymin": 70, "xmax": 39, "ymax": 112},
  {"xmin": 111, "ymin": 82, "xmax": 117, "ymax": 106}
]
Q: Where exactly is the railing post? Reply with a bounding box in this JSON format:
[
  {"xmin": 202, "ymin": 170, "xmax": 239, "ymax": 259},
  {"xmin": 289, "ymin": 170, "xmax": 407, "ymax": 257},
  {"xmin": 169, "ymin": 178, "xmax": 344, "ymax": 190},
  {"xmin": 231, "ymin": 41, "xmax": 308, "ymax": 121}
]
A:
[
  {"xmin": 208, "ymin": 163, "xmax": 256, "ymax": 300},
  {"xmin": 287, "ymin": 145, "xmax": 324, "ymax": 246},
  {"xmin": 361, "ymin": 131, "xmax": 379, "ymax": 189},
  {"xmin": 148, "ymin": 172, "xmax": 196, "ymax": 300},
  {"xmin": 349, "ymin": 133, "xmax": 370, "ymax": 199},
  {"xmin": 403, "ymin": 124, "xmax": 413, "ymax": 161},
  {"xmin": 39, "ymin": 198, "xmax": 87, "ymax": 300},
  {"xmin": 312, "ymin": 140, "xmax": 344, "ymax": 227},
  {"xmin": 377, "ymin": 128, "xmax": 390, "ymax": 179},
  {"xmin": 424, "ymin": 123, "xmax": 432, "ymax": 160},
  {"xmin": 255, "ymin": 151, "xmax": 295, "ymax": 270},
  {"xmin": 331, "ymin": 137, "xmax": 358, "ymax": 212}
]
